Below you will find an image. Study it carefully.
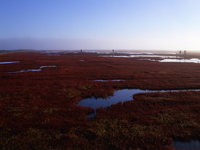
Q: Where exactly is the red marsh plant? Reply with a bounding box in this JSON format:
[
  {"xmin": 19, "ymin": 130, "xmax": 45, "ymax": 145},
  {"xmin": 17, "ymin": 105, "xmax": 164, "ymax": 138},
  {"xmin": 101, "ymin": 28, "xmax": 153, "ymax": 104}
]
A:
[{"xmin": 1, "ymin": 51, "xmax": 200, "ymax": 149}]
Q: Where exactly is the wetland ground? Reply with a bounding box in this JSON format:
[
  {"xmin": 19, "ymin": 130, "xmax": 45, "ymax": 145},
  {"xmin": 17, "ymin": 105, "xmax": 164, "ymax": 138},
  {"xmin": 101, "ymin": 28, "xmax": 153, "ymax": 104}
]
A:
[{"xmin": 1, "ymin": 50, "xmax": 200, "ymax": 149}]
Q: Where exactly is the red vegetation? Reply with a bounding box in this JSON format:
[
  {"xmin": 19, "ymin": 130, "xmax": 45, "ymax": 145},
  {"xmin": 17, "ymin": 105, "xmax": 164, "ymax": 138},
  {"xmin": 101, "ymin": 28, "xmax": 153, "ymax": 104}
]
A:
[{"xmin": 1, "ymin": 51, "xmax": 200, "ymax": 149}]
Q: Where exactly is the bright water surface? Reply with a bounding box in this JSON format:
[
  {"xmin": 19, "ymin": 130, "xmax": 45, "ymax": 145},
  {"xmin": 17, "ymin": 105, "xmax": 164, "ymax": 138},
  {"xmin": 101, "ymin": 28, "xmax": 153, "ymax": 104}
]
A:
[
  {"xmin": 159, "ymin": 58, "xmax": 200, "ymax": 63},
  {"xmin": 78, "ymin": 88, "xmax": 199, "ymax": 116},
  {"xmin": 0, "ymin": 61, "xmax": 20, "ymax": 64},
  {"xmin": 97, "ymin": 51, "xmax": 176, "ymax": 55},
  {"xmin": 8, "ymin": 65, "xmax": 57, "ymax": 73},
  {"xmin": 99, "ymin": 54, "xmax": 200, "ymax": 63},
  {"xmin": 101, "ymin": 55, "xmax": 180, "ymax": 59}
]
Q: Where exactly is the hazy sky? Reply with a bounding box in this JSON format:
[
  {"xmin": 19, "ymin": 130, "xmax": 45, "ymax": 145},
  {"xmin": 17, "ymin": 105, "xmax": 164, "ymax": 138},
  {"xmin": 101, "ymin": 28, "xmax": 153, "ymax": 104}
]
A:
[{"xmin": 1, "ymin": 0, "xmax": 200, "ymax": 51}]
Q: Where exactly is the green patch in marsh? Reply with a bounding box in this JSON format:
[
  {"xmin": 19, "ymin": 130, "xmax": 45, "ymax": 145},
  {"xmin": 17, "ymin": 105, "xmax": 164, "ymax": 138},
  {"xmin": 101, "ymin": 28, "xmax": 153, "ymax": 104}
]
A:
[
  {"xmin": 67, "ymin": 88, "xmax": 82, "ymax": 98},
  {"xmin": 70, "ymin": 119, "xmax": 172, "ymax": 149},
  {"xmin": 155, "ymin": 113, "xmax": 175, "ymax": 124},
  {"xmin": 79, "ymin": 84, "xmax": 92, "ymax": 90},
  {"xmin": 1, "ymin": 128, "xmax": 55, "ymax": 149},
  {"xmin": 158, "ymin": 70, "xmax": 172, "ymax": 74}
]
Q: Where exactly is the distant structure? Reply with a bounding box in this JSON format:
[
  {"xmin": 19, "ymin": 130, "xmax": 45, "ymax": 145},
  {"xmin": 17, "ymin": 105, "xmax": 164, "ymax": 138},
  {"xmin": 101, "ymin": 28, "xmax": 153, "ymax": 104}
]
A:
[
  {"xmin": 184, "ymin": 50, "xmax": 186, "ymax": 55},
  {"xmin": 112, "ymin": 49, "xmax": 114, "ymax": 53},
  {"xmin": 179, "ymin": 50, "xmax": 182, "ymax": 55},
  {"xmin": 80, "ymin": 49, "xmax": 82, "ymax": 53}
]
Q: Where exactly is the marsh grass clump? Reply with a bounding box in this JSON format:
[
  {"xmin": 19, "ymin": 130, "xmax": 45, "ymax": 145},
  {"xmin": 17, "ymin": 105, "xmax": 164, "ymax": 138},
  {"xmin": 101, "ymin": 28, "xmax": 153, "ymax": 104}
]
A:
[
  {"xmin": 42, "ymin": 108, "xmax": 59, "ymax": 114},
  {"xmin": 93, "ymin": 91, "xmax": 200, "ymax": 148}
]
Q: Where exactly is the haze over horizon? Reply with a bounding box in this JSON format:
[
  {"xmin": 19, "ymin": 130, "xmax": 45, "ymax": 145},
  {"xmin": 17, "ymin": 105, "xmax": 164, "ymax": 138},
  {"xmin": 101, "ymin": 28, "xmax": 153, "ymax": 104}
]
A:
[{"xmin": 1, "ymin": 0, "xmax": 200, "ymax": 51}]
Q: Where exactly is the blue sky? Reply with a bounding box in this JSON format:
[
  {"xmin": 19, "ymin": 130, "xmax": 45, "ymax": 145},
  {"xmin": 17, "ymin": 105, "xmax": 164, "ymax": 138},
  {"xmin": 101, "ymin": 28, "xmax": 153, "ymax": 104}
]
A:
[{"xmin": 1, "ymin": 0, "xmax": 200, "ymax": 50}]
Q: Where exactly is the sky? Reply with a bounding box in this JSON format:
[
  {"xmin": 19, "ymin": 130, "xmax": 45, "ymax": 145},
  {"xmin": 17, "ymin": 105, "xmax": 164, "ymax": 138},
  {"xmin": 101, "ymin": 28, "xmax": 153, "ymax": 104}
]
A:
[{"xmin": 1, "ymin": 0, "xmax": 200, "ymax": 51}]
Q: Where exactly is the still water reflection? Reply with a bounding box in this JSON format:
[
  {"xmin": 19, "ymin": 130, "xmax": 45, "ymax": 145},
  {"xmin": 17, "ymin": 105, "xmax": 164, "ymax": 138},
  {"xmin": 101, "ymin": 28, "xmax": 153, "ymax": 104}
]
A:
[
  {"xmin": 0, "ymin": 61, "xmax": 20, "ymax": 64},
  {"xmin": 173, "ymin": 139, "xmax": 200, "ymax": 149},
  {"xmin": 78, "ymin": 88, "xmax": 199, "ymax": 116},
  {"xmin": 8, "ymin": 65, "xmax": 57, "ymax": 73},
  {"xmin": 160, "ymin": 58, "xmax": 200, "ymax": 63}
]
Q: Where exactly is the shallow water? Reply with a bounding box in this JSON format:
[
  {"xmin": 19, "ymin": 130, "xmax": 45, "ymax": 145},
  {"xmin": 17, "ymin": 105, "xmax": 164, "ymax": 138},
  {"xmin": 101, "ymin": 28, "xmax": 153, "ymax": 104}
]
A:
[
  {"xmin": 0, "ymin": 61, "xmax": 20, "ymax": 64},
  {"xmin": 78, "ymin": 88, "xmax": 200, "ymax": 148},
  {"xmin": 78, "ymin": 89, "xmax": 139, "ymax": 110},
  {"xmin": 160, "ymin": 58, "xmax": 200, "ymax": 63},
  {"xmin": 78, "ymin": 88, "xmax": 200, "ymax": 117},
  {"xmin": 8, "ymin": 65, "xmax": 57, "ymax": 73},
  {"xmin": 10, "ymin": 69, "xmax": 42, "ymax": 73},
  {"xmin": 98, "ymin": 51, "xmax": 176, "ymax": 55},
  {"xmin": 99, "ymin": 54, "xmax": 200, "ymax": 64},
  {"xmin": 40, "ymin": 65, "xmax": 57, "ymax": 69},
  {"xmin": 100, "ymin": 54, "xmax": 181, "ymax": 59},
  {"xmin": 130, "ymin": 55, "xmax": 180, "ymax": 58},
  {"xmin": 173, "ymin": 139, "xmax": 200, "ymax": 149}
]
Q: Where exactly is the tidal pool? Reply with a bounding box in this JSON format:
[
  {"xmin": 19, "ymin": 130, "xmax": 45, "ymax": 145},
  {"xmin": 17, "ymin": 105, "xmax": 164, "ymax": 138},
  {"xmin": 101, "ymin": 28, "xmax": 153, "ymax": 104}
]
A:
[
  {"xmin": 99, "ymin": 54, "xmax": 200, "ymax": 64},
  {"xmin": 78, "ymin": 88, "xmax": 200, "ymax": 117},
  {"xmin": 0, "ymin": 61, "xmax": 20, "ymax": 64},
  {"xmin": 173, "ymin": 139, "xmax": 200, "ymax": 149},
  {"xmin": 8, "ymin": 65, "xmax": 57, "ymax": 73}
]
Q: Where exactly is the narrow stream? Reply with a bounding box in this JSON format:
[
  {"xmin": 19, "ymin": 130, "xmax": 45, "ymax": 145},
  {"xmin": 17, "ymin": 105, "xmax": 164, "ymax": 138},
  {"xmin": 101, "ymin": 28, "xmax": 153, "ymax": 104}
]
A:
[
  {"xmin": 8, "ymin": 65, "xmax": 57, "ymax": 73},
  {"xmin": 0, "ymin": 61, "xmax": 20, "ymax": 64}
]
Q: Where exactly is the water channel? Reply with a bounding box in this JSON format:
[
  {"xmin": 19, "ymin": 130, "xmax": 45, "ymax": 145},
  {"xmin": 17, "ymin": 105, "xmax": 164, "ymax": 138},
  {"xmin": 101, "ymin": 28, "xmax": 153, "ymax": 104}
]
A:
[
  {"xmin": 8, "ymin": 65, "xmax": 57, "ymax": 73},
  {"xmin": 78, "ymin": 88, "xmax": 200, "ymax": 149},
  {"xmin": 78, "ymin": 88, "xmax": 200, "ymax": 117},
  {"xmin": 0, "ymin": 61, "xmax": 20, "ymax": 64}
]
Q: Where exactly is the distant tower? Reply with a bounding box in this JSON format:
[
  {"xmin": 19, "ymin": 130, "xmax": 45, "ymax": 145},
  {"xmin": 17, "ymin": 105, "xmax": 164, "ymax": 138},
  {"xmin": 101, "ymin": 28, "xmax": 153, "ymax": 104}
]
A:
[
  {"xmin": 112, "ymin": 49, "xmax": 114, "ymax": 54},
  {"xmin": 80, "ymin": 49, "xmax": 82, "ymax": 53},
  {"xmin": 179, "ymin": 50, "xmax": 182, "ymax": 55},
  {"xmin": 184, "ymin": 50, "xmax": 186, "ymax": 55}
]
